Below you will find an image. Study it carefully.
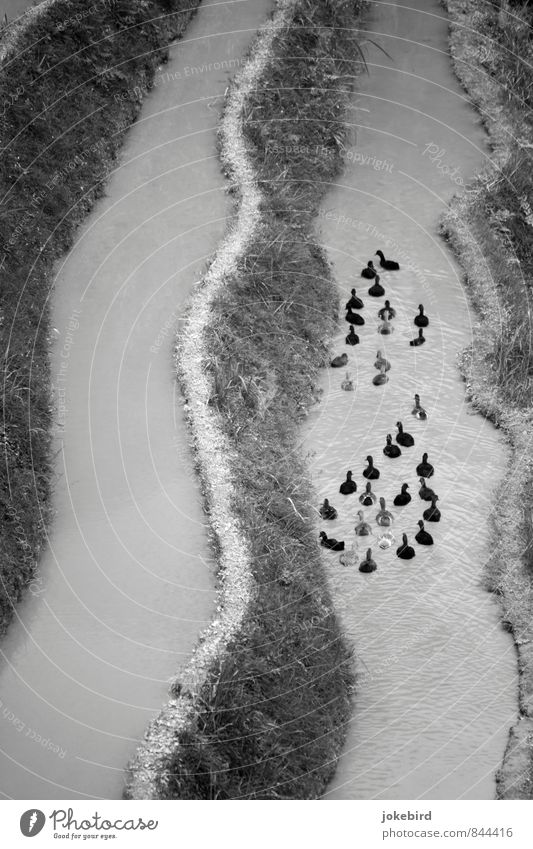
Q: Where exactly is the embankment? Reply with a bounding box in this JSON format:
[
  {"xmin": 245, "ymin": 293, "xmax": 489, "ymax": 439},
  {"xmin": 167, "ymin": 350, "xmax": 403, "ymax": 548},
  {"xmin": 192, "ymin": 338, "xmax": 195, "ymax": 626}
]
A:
[
  {"xmin": 0, "ymin": 0, "xmax": 201, "ymax": 638},
  {"xmin": 125, "ymin": 0, "xmax": 368, "ymax": 800},
  {"xmin": 442, "ymin": 0, "xmax": 533, "ymax": 799}
]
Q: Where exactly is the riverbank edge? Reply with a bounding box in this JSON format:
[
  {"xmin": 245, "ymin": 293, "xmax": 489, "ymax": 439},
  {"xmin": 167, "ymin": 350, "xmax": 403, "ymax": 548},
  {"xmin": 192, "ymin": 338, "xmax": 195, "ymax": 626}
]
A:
[
  {"xmin": 125, "ymin": 0, "xmax": 367, "ymax": 799},
  {"xmin": 441, "ymin": 0, "xmax": 533, "ymax": 799},
  {"xmin": 0, "ymin": 1, "xmax": 201, "ymax": 638}
]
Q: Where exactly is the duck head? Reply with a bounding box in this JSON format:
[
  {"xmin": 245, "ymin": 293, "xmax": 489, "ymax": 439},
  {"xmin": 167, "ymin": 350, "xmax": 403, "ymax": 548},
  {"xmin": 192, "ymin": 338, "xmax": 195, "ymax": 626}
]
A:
[
  {"xmin": 368, "ymin": 261, "xmax": 375, "ymax": 269},
  {"xmin": 418, "ymin": 304, "xmax": 425, "ymax": 313},
  {"xmin": 357, "ymin": 510, "xmax": 364, "ymax": 521},
  {"xmin": 366, "ymin": 548, "xmax": 372, "ymax": 559},
  {"xmin": 402, "ymin": 533, "xmax": 408, "ymax": 545},
  {"xmin": 422, "ymin": 452, "xmax": 429, "ymax": 462},
  {"xmin": 366, "ymin": 455, "xmax": 373, "ymax": 465},
  {"xmin": 418, "ymin": 520, "xmax": 424, "ymax": 529},
  {"xmin": 375, "ymin": 250, "xmax": 385, "ymax": 260},
  {"xmin": 319, "ymin": 531, "xmax": 327, "ymax": 540},
  {"xmin": 401, "ymin": 483, "xmax": 409, "ymax": 493},
  {"xmin": 386, "ymin": 434, "xmax": 392, "ymax": 445},
  {"xmin": 346, "ymin": 470, "xmax": 353, "ymax": 480},
  {"xmin": 323, "ymin": 498, "xmax": 330, "ymax": 507},
  {"xmin": 379, "ymin": 497, "xmax": 386, "ymax": 509},
  {"xmin": 396, "ymin": 420, "xmax": 403, "ymax": 432}
]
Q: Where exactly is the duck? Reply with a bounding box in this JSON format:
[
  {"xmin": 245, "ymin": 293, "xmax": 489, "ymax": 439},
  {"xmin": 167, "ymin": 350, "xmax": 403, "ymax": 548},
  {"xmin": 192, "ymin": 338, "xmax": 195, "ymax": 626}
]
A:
[
  {"xmin": 396, "ymin": 533, "xmax": 415, "ymax": 559},
  {"xmin": 319, "ymin": 498, "xmax": 338, "ymax": 520},
  {"xmin": 346, "ymin": 308, "xmax": 365, "ymax": 326},
  {"xmin": 409, "ymin": 328, "xmax": 426, "ymax": 347},
  {"xmin": 339, "ymin": 470, "xmax": 357, "ymax": 495},
  {"xmin": 393, "ymin": 483, "xmax": 411, "ymax": 506},
  {"xmin": 368, "ymin": 274, "xmax": 385, "ymax": 297},
  {"xmin": 363, "ymin": 455, "xmax": 380, "ymax": 480},
  {"xmin": 423, "ymin": 495, "xmax": 441, "ymax": 522},
  {"xmin": 373, "ymin": 364, "xmax": 389, "ymax": 386},
  {"xmin": 418, "ymin": 477, "xmax": 436, "ymax": 501},
  {"xmin": 376, "ymin": 497, "xmax": 394, "ymax": 526},
  {"xmin": 395, "ymin": 421, "xmax": 414, "ymax": 447},
  {"xmin": 378, "ymin": 529, "xmax": 395, "ymax": 549},
  {"xmin": 331, "ymin": 352, "xmax": 348, "ymax": 368},
  {"xmin": 345, "ymin": 288, "xmax": 364, "ymax": 309},
  {"xmin": 339, "ymin": 542, "xmax": 358, "ymax": 567},
  {"xmin": 374, "ymin": 350, "xmax": 391, "ymax": 372},
  {"xmin": 341, "ymin": 372, "xmax": 354, "ymax": 391},
  {"xmin": 416, "ymin": 452, "xmax": 434, "ymax": 478},
  {"xmin": 383, "ymin": 434, "xmax": 401, "ymax": 458},
  {"xmin": 375, "ymin": 250, "xmax": 400, "ymax": 271},
  {"xmin": 359, "ymin": 481, "xmax": 376, "ymax": 505},
  {"xmin": 415, "ymin": 519, "xmax": 434, "ymax": 545},
  {"xmin": 414, "ymin": 304, "xmax": 429, "ymax": 327},
  {"xmin": 359, "ymin": 548, "xmax": 377, "ymax": 572},
  {"xmin": 354, "ymin": 510, "xmax": 372, "ymax": 536},
  {"xmin": 378, "ymin": 299, "xmax": 396, "ymax": 320},
  {"xmin": 361, "ymin": 261, "xmax": 377, "ymax": 279},
  {"xmin": 319, "ymin": 531, "xmax": 345, "ymax": 551},
  {"xmin": 378, "ymin": 311, "xmax": 394, "ymax": 335},
  {"xmin": 412, "ymin": 393, "xmax": 428, "ymax": 420},
  {"xmin": 345, "ymin": 325, "xmax": 360, "ymax": 346}
]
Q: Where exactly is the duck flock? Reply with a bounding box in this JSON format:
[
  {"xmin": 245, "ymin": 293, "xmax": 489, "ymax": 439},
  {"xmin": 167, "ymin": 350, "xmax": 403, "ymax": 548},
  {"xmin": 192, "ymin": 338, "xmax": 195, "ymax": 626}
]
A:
[{"xmin": 319, "ymin": 250, "xmax": 440, "ymax": 572}]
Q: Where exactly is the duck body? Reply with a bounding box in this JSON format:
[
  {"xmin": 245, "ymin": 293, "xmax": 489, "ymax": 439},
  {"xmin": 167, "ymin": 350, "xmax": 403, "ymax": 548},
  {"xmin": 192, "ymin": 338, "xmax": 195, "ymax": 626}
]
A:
[
  {"xmin": 375, "ymin": 250, "xmax": 400, "ymax": 271},
  {"xmin": 393, "ymin": 483, "xmax": 411, "ymax": 506},
  {"xmin": 416, "ymin": 453, "xmax": 434, "ymax": 478},
  {"xmin": 359, "ymin": 548, "xmax": 377, "ymax": 572},
  {"xmin": 346, "ymin": 309, "xmax": 365, "ymax": 326},
  {"xmin": 331, "ymin": 352, "xmax": 348, "ymax": 368},
  {"xmin": 423, "ymin": 496, "xmax": 441, "ymax": 522},
  {"xmin": 415, "ymin": 520, "xmax": 434, "ymax": 545},
  {"xmin": 345, "ymin": 289, "xmax": 364, "ymax": 309},
  {"xmin": 376, "ymin": 497, "xmax": 394, "ymax": 527},
  {"xmin": 341, "ymin": 372, "xmax": 354, "ymax": 391},
  {"xmin": 359, "ymin": 481, "xmax": 376, "ymax": 506},
  {"xmin": 395, "ymin": 421, "xmax": 414, "ymax": 447},
  {"xmin": 339, "ymin": 471, "xmax": 357, "ymax": 495},
  {"xmin": 373, "ymin": 365, "xmax": 389, "ymax": 386},
  {"xmin": 374, "ymin": 350, "xmax": 391, "ymax": 372},
  {"xmin": 368, "ymin": 275, "xmax": 385, "ymax": 297},
  {"xmin": 412, "ymin": 393, "xmax": 427, "ymax": 420},
  {"xmin": 319, "ymin": 531, "xmax": 345, "ymax": 551},
  {"xmin": 418, "ymin": 477, "xmax": 436, "ymax": 501},
  {"xmin": 339, "ymin": 543, "xmax": 358, "ymax": 567},
  {"xmin": 378, "ymin": 530, "xmax": 395, "ymax": 549},
  {"xmin": 378, "ymin": 300, "xmax": 396, "ymax": 320},
  {"xmin": 414, "ymin": 304, "xmax": 429, "ymax": 327},
  {"xmin": 410, "ymin": 328, "xmax": 426, "ymax": 347},
  {"xmin": 354, "ymin": 511, "xmax": 372, "ymax": 536},
  {"xmin": 345, "ymin": 326, "xmax": 360, "ymax": 346},
  {"xmin": 378, "ymin": 314, "xmax": 394, "ymax": 335},
  {"xmin": 319, "ymin": 499, "xmax": 338, "ymax": 520},
  {"xmin": 383, "ymin": 434, "xmax": 401, "ymax": 458},
  {"xmin": 363, "ymin": 455, "xmax": 380, "ymax": 480},
  {"xmin": 361, "ymin": 262, "xmax": 377, "ymax": 280},
  {"xmin": 396, "ymin": 533, "xmax": 415, "ymax": 559}
]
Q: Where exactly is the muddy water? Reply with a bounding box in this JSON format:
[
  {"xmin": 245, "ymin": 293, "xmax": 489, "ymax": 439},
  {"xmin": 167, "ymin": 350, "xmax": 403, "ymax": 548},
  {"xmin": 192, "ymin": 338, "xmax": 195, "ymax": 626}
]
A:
[
  {"xmin": 305, "ymin": 0, "xmax": 518, "ymax": 799},
  {"xmin": 0, "ymin": 0, "xmax": 273, "ymax": 799}
]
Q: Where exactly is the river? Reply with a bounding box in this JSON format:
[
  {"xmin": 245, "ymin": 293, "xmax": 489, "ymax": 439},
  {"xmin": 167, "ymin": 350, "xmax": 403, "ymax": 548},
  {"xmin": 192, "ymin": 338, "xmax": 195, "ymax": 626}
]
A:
[{"xmin": 305, "ymin": 0, "xmax": 518, "ymax": 800}]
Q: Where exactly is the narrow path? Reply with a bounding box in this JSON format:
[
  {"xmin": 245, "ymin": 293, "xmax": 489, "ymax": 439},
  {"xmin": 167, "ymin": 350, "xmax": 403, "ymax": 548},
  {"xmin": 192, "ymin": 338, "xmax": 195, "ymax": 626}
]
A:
[
  {"xmin": 0, "ymin": 0, "xmax": 273, "ymax": 800},
  {"xmin": 305, "ymin": 0, "xmax": 518, "ymax": 799}
]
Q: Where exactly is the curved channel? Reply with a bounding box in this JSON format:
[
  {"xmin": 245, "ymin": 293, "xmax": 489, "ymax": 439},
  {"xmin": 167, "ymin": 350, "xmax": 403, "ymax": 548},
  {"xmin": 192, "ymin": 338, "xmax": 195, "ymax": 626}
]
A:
[
  {"xmin": 0, "ymin": 0, "xmax": 273, "ymax": 800},
  {"xmin": 304, "ymin": 0, "xmax": 518, "ymax": 799}
]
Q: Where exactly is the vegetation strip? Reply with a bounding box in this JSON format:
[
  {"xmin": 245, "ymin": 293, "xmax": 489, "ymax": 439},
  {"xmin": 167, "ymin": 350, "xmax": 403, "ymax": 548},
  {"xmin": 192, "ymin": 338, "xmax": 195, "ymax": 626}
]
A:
[
  {"xmin": 442, "ymin": 0, "xmax": 533, "ymax": 799},
  {"xmin": 125, "ymin": 0, "xmax": 367, "ymax": 800},
  {"xmin": 0, "ymin": 0, "xmax": 201, "ymax": 638}
]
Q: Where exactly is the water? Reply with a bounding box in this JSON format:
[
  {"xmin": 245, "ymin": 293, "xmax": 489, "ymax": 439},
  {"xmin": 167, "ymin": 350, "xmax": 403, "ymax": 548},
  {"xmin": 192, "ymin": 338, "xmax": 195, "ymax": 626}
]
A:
[
  {"xmin": 0, "ymin": 0, "xmax": 273, "ymax": 799},
  {"xmin": 304, "ymin": 0, "xmax": 518, "ymax": 799}
]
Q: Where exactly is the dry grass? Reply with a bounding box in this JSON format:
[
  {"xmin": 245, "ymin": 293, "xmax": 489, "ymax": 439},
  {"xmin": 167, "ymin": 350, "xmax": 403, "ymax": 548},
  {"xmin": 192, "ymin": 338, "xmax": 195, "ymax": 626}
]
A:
[{"xmin": 159, "ymin": 0, "xmax": 367, "ymax": 799}]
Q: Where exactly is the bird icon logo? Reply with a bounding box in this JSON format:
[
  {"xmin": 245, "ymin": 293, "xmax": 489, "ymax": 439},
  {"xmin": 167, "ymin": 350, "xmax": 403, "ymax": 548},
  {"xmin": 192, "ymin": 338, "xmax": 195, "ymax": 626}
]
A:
[{"xmin": 19, "ymin": 809, "xmax": 46, "ymax": 837}]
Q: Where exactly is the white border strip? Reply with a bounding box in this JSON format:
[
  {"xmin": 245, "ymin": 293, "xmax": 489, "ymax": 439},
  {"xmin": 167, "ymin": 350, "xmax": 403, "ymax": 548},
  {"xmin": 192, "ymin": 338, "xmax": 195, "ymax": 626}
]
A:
[{"xmin": 125, "ymin": 0, "xmax": 297, "ymax": 800}]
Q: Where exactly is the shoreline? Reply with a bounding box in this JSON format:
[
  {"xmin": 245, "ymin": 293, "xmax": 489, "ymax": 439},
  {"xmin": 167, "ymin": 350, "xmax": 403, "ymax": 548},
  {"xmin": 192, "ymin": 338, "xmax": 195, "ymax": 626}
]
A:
[{"xmin": 442, "ymin": 0, "xmax": 533, "ymax": 799}]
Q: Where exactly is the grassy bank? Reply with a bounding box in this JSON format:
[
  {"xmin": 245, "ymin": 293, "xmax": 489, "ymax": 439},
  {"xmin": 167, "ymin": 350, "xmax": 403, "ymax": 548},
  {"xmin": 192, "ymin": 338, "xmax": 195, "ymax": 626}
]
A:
[
  {"xmin": 0, "ymin": 0, "xmax": 202, "ymax": 637},
  {"xmin": 154, "ymin": 0, "xmax": 367, "ymax": 799},
  {"xmin": 442, "ymin": 0, "xmax": 533, "ymax": 799}
]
